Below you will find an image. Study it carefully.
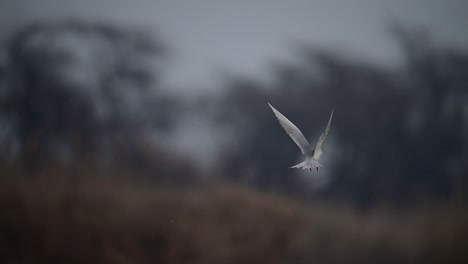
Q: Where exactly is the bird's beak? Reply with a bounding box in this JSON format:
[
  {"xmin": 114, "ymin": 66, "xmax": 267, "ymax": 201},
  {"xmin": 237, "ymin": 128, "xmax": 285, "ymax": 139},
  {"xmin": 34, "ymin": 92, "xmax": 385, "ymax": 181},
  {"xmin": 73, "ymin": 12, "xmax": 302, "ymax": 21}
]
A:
[{"xmin": 316, "ymin": 167, "xmax": 318, "ymax": 172}]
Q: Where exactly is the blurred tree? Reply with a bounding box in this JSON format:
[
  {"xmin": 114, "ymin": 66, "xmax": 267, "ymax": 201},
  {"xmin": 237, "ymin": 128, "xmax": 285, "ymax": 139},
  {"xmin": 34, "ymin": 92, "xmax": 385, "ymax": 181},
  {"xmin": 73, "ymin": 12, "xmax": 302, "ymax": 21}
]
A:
[
  {"xmin": 0, "ymin": 21, "xmax": 177, "ymax": 169},
  {"xmin": 392, "ymin": 27, "xmax": 468, "ymax": 204},
  {"xmin": 215, "ymin": 29, "xmax": 468, "ymax": 207}
]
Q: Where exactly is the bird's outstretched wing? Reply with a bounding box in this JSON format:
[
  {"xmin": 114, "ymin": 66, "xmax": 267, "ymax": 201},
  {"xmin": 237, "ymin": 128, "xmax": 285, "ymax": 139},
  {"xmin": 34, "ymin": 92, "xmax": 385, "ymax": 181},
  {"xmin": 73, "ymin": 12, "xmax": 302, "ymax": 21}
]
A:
[
  {"xmin": 268, "ymin": 103, "xmax": 312, "ymax": 155},
  {"xmin": 314, "ymin": 107, "xmax": 334, "ymax": 153}
]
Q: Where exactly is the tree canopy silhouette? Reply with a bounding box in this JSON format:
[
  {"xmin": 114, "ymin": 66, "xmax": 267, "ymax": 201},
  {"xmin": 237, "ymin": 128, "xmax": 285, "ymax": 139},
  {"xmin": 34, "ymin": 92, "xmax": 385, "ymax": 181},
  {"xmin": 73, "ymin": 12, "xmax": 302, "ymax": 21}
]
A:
[
  {"xmin": 215, "ymin": 29, "xmax": 468, "ymax": 207},
  {"xmin": 0, "ymin": 21, "xmax": 175, "ymax": 168}
]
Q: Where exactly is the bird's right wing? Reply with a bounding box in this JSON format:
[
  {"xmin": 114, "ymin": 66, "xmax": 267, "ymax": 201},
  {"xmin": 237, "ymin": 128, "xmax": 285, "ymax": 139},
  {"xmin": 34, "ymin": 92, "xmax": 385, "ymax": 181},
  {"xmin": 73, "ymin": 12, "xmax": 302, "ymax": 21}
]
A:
[
  {"xmin": 268, "ymin": 103, "xmax": 312, "ymax": 155},
  {"xmin": 314, "ymin": 107, "xmax": 334, "ymax": 153}
]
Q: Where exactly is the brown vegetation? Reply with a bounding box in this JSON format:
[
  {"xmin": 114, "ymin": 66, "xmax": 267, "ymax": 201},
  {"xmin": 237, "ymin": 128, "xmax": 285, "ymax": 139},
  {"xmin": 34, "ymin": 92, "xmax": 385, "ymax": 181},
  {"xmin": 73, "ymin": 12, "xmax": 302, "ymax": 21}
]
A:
[{"xmin": 0, "ymin": 166, "xmax": 467, "ymax": 264}]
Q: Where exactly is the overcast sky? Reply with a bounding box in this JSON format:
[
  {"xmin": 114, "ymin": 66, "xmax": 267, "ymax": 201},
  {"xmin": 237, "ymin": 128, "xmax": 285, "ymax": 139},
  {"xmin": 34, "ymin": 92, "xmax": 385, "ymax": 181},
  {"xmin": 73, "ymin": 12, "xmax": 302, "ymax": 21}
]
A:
[
  {"xmin": 1, "ymin": 0, "xmax": 467, "ymax": 167},
  {"xmin": 2, "ymin": 0, "xmax": 468, "ymax": 92}
]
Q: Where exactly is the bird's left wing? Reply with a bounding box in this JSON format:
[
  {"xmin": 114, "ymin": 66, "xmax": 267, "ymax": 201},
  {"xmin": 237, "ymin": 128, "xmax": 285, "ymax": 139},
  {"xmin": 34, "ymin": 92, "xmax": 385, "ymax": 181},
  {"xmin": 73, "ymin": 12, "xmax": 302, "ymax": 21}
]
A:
[
  {"xmin": 268, "ymin": 103, "xmax": 312, "ymax": 155},
  {"xmin": 314, "ymin": 107, "xmax": 335, "ymax": 153}
]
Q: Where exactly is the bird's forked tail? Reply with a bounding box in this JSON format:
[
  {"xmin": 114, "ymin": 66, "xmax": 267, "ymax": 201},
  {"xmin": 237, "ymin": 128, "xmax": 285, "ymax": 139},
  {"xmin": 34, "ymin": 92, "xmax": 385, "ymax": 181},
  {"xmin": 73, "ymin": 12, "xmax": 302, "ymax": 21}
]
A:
[
  {"xmin": 289, "ymin": 156, "xmax": 322, "ymax": 171},
  {"xmin": 289, "ymin": 161, "xmax": 306, "ymax": 169}
]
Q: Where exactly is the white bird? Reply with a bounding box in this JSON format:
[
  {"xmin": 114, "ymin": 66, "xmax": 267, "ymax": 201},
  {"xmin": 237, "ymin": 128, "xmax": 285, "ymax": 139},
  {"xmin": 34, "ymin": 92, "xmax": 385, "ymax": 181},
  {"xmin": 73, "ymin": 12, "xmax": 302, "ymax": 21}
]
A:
[{"xmin": 268, "ymin": 103, "xmax": 334, "ymax": 172}]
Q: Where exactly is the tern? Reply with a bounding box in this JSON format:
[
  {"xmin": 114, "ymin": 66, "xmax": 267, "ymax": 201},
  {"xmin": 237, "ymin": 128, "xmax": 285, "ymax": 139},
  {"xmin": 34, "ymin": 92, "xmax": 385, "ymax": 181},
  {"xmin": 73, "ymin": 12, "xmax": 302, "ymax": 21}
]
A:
[{"xmin": 268, "ymin": 103, "xmax": 334, "ymax": 172}]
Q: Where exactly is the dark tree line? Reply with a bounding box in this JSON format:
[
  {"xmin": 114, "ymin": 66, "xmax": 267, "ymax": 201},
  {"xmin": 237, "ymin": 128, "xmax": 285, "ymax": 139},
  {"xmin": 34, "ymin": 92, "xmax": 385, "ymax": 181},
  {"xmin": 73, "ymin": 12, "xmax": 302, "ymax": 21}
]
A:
[
  {"xmin": 215, "ymin": 28, "xmax": 468, "ymax": 207},
  {"xmin": 0, "ymin": 22, "xmax": 466, "ymax": 206},
  {"xmin": 0, "ymin": 21, "xmax": 197, "ymax": 182}
]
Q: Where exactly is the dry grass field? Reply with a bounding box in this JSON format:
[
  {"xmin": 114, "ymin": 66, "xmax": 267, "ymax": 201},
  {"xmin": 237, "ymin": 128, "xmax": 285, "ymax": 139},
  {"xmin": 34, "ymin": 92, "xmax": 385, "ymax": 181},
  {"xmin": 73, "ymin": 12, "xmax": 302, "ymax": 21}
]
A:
[{"xmin": 0, "ymin": 165, "xmax": 467, "ymax": 264}]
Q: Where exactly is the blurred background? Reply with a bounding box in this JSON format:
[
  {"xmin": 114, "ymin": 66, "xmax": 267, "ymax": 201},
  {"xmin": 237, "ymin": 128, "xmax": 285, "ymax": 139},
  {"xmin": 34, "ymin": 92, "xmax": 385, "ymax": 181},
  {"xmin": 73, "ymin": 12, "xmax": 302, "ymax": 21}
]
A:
[{"xmin": 0, "ymin": 0, "xmax": 467, "ymax": 263}]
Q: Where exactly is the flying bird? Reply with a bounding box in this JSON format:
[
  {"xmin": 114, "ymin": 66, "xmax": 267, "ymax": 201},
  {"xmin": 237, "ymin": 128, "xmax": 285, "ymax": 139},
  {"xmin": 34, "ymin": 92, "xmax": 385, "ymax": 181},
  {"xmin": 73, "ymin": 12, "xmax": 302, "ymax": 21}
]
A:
[{"xmin": 268, "ymin": 103, "xmax": 334, "ymax": 172}]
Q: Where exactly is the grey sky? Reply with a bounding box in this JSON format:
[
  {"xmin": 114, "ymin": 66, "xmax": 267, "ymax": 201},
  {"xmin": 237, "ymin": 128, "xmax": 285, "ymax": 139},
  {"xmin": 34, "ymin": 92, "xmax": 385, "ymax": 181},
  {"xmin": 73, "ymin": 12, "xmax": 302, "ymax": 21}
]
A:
[
  {"xmin": 2, "ymin": 0, "xmax": 468, "ymax": 92},
  {"xmin": 1, "ymin": 0, "xmax": 467, "ymax": 168}
]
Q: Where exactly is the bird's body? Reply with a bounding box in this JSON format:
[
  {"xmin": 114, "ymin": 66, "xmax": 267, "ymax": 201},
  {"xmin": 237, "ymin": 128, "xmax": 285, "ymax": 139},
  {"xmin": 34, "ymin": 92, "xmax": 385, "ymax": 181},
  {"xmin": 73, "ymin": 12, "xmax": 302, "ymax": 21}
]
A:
[{"xmin": 268, "ymin": 103, "xmax": 334, "ymax": 172}]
